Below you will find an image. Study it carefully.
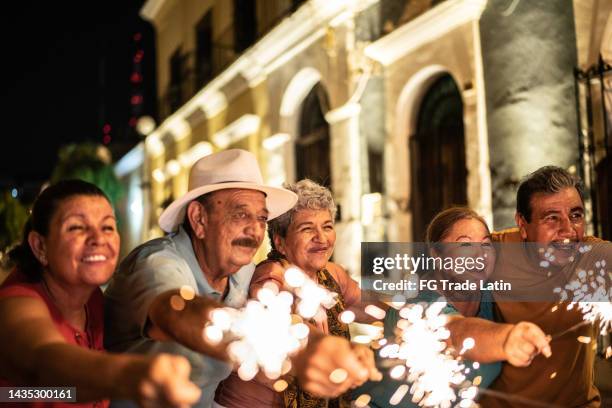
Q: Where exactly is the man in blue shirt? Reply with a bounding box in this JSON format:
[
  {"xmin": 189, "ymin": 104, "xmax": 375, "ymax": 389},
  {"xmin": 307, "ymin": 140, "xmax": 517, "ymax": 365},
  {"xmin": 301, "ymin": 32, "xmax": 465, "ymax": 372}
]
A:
[{"xmin": 105, "ymin": 149, "xmax": 371, "ymax": 407}]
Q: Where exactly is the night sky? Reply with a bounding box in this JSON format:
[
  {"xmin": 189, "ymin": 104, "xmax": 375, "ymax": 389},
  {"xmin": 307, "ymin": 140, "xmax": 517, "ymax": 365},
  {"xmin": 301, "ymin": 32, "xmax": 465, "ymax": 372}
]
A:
[{"xmin": 2, "ymin": 1, "xmax": 155, "ymax": 201}]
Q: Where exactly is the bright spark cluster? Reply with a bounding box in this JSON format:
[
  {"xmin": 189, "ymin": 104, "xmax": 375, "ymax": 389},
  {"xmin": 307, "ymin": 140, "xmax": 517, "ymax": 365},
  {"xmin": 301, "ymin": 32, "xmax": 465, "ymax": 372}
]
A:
[
  {"xmin": 202, "ymin": 267, "xmax": 339, "ymax": 381},
  {"xmin": 379, "ymin": 301, "xmax": 475, "ymax": 407},
  {"xmin": 554, "ymin": 257, "xmax": 611, "ymax": 335}
]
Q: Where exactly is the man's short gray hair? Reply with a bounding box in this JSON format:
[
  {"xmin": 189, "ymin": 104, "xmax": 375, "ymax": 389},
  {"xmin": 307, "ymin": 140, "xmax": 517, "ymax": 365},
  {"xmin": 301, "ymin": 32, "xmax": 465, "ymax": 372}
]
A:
[
  {"xmin": 268, "ymin": 179, "xmax": 336, "ymax": 245},
  {"xmin": 516, "ymin": 165, "xmax": 585, "ymax": 222}
]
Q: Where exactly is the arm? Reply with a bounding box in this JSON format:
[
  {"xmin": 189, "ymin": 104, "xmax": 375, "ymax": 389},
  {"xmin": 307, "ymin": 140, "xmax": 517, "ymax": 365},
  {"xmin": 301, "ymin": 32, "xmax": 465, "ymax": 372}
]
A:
[
  {"xmin": 290, "ymin": 331, "xmax": 371, "ymax": 397},
  {"xmin": 147, "ymin": 289, "xmax": 229, "ymax": 360},
  {"xmin": 248, "ymin": 261, "xmax": 285, "ymax": 298},
  {"xmin": 0, "ymin": 296, "xmax": 200, "ymax": 406},
  {"xmin": 446, "ymin": 315, "xmax": 551, "ymax": 366},
  {"xmin": 250, "ymin": 262, "xmax": 379, "ymax": 395},
  {"xmin": 327, "ymin": 262, "xmax": 388, "ymax": 323}
]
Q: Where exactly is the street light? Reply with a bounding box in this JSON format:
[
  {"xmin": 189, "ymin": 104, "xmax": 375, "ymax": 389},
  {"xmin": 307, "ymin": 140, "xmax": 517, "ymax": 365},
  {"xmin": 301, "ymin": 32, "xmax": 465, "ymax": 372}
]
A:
[{"xmin": 136, "ymin": 115, "xmax": 156, "ymax": 136}]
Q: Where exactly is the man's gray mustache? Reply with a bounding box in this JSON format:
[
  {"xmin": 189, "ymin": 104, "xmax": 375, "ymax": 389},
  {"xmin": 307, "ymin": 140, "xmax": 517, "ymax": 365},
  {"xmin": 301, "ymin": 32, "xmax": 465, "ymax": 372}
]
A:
[{"xmin": 232, "ymin": 238, "xmax": 259, "ymax": 248}]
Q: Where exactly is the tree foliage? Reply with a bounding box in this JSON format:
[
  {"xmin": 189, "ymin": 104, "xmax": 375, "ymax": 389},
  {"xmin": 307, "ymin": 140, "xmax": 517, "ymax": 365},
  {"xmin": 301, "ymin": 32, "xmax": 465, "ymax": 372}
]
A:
[
  {"xmin": 0, "ymin": 190, "xmax": 29, "ymax": 252},
  {"xmin": 50, "ymin": 143, "xmax": 124, "ymax": 208}
]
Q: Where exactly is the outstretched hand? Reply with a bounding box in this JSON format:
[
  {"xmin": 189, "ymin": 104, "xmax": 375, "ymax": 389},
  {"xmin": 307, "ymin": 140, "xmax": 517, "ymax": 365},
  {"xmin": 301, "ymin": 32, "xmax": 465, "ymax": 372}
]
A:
[
  {"xmin": 134, "ymin": 354, "xmax": 201, "ymax": 408},
  {"xmin": 293, "ymin": 334, "xmax": 371, "ymax": 398},
  {"xmin": 503, "ymin": 322, "xmax": 551, "ymax": 367}
]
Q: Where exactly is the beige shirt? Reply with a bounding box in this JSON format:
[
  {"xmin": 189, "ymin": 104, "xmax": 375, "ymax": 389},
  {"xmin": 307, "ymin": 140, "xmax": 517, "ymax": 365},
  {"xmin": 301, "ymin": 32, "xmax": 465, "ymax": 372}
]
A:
[{"xmin": 481, "ymin": 229, "xmax": 602, "ymax": 408}]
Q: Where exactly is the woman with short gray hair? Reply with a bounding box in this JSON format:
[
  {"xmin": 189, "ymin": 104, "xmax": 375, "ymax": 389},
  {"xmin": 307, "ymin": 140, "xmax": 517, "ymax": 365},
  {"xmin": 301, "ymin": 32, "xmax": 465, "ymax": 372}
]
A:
[
  {"xmin": 267, "ymin": 178, "xmax": 337, "ymax": 263},
  {"xmin": 215, "ymin": 179, "xmax": 373, "ymax": 408}
]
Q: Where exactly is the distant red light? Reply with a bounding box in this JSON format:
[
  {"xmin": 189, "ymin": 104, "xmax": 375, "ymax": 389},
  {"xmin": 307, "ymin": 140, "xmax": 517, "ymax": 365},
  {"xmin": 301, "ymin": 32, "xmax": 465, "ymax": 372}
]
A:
[
  {"xmin": 103, "ymin": 124, "xmax": 111, "ymax": 134},
  {"xmin": 134, "ymin": 50, "xmax": 144, "ymax": 62},
  {"xmin": 130, "ymin": 72, "xmax": 142, "ymax": 83},
  {"xmin": 103, "ymin": 134, "xmax": 112, "ymax": 144},
  {"xmin": 134, "ymin": 33, "xmax": 142, "ymax": 42},
  {"xmin": 131, "ymin": 95, "xmax": 143, "ymax": 105},
  {"xmin": 129, "ymin": 117, "xmax": 138, "ymax": 127}
]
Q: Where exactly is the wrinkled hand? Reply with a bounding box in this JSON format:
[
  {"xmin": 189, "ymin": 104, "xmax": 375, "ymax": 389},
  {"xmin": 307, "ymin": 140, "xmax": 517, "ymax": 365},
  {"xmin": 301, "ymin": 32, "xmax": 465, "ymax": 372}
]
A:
[
  {"xmin": 351, "ymin": 344, "xmax": 382, "ymax": 383},
  {"xmin": 136, "ymin": 354, "xmax": 201, "ymax": 408},
  {"xmin": 503, "ymin": 322, "xmax": 551, "ymax": 367},
  {"xmin": 293, "ymin": 334, "xmax": 370, "ymax": 398}
]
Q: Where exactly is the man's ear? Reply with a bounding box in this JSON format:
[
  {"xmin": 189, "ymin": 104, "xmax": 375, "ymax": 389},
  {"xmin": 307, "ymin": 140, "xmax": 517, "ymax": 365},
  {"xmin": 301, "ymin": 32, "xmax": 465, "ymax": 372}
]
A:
[
  {"xmin": 515, "ymin": 212, "xmax": 528, "ymax": 240},
  {"xmin": 28, "ymin": 231, "xmax": 48, "ymax": 266},
  {"xmin": 186, "ymin": 201, "xmax": 208, "ymax": 239},
  {"xmin": 273, "ymin": 234, "xmax": 286, "ymax": 256}
]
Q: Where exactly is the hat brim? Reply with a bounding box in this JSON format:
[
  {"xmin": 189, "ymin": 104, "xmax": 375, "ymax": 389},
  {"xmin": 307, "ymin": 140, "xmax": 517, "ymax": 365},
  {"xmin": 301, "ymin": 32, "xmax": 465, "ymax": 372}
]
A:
[{"xmin": 158, "ymin": 182, "xmax": 298, "ymax": 233}]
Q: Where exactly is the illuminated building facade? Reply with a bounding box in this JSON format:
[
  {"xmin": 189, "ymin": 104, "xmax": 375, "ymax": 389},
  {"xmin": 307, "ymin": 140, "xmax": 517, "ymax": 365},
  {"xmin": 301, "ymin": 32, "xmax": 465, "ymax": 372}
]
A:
[{"xmin": 114, "ymin": 0, "xmax": 611, "ymax": 274}]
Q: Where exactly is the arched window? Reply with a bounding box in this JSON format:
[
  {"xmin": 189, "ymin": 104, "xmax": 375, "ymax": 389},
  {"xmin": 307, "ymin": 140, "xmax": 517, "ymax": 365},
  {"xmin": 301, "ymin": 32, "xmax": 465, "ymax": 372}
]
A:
[
  {"xmin": 296, "ymin": 83, "xmax": 331, "ymax": 187},
  {"xmin": 410, "ymin": 74, "xmax": 467, "ymax": 240}
]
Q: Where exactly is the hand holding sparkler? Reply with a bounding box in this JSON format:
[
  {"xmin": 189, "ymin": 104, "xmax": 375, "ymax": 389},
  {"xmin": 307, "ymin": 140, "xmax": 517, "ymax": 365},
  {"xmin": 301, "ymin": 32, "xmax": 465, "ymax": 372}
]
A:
[
  {"xmin": 502, "ymin": 321, "xmax": 551, "ymax": 367},
  {"xmin": 351, "ymin": 343, "xmax": 382, "ymax": 382},
  {"xmin": 135, "ymin": 353, "xmax": 202, "ymax": 408},
  {"xmin": 291, "ymin": 332, "xmax": 371, "ymax": 397}
]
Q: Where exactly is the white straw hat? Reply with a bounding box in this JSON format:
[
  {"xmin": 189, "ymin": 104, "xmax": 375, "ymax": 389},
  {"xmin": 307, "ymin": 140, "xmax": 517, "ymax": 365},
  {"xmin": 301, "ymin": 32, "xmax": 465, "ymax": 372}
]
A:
[{"xmin": 158, "ymin": 149, "xmax": 297, "ymax": 232}]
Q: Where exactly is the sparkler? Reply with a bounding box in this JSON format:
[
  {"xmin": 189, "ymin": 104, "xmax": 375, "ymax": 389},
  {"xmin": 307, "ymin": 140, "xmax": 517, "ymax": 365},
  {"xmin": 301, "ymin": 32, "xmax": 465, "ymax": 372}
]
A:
[
  {"xmin": 378, "ymin": 301, "xmax": 474, "ymax": 408},
  {"xmin": 553, "ymin": 257, "xmax": 611, "ymax": 335},
  {"xmin": 201, "ymin": 268, "xmax": 339, "ymax": 380}
]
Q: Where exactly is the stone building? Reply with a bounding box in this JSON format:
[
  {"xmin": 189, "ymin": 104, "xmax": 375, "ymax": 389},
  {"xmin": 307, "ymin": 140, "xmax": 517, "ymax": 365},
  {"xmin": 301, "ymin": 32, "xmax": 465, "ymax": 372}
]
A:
[{"xmin": 114, "ymin": 0, "xmax": 611, "ymax": 274}]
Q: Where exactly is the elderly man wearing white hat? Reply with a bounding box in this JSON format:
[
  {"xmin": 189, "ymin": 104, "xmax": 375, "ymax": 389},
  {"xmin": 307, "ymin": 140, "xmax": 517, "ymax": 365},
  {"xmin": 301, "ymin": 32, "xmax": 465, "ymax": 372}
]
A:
[{"xmin": 104, "ymin": 149, "xmax": 371, "ymax": 408}]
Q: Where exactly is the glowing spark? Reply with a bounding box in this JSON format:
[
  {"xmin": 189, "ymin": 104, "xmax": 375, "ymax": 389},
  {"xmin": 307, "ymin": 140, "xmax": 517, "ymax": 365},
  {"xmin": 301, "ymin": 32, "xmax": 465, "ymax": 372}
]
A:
[
  {"xmin": 282, "ymin": 360, "xmax": 292, "ymax": 375},
  {"xmin": 273, "ymin": 379, "xmax": 288, "ymax": 392},
  {"xmin": 289, "ymin": 323, "xmax": 310, "ymax": 340},
  {"xmin": 554, "ymin": 257, "xmax": 611, "ymax": 335},
  {"xmin": 203, "ymin": 325, "xmax": 223, "ymax": 345},
  {"xmin": 284, "ymin": 267, "xmax": 306, "ymax": 287},
  {"xmin": 390, "ymin": 365, "xmax": 406, "ymax": 379},
  {"xmin": 365, "ymin": 304, "xmax": 387, "ymax": 320},
  {"xmin": 203, "ymin": 267, "xmax": 339, "ymax": 380},
  {"xmin": 389, "ymin": 384, "xmax": 409, "ymax": 405},
  {"xmin": 573, "ymin": 302, "xmax": 612, "ymax": 335},
  {"xmin": 170, "ymin": 295, "xmax": 185, "ymax": 311},
  {"xmin": 180, "ymin": 285, "xmax": 195, "ymax": 300},
  {"xmin": 340, "ymin": 310, "xmax": 355, "ymax": 324},
  {"xmin": 550, "ymin": 372, "xmax": 557, "ymax": 379},
  {"xmin": 459, "ymin": 399, "xmax": 474, "ymax": 408},
  {"xmin": 460, "ymin": 387, "xmax": 478, "ymax": 400},
  {"xmin": 380, "ymin": 301, "xmax": 469, "ymax": 407},
  {"xmin": 460, "ymin": 338, "xmax": 475, "ymax": 354},
  {"xmin": 353, "ymin": 335, "xmax": 373, "ymax": 344},
  {"xmin": 329, "ymin": 368, "xmax": 348, "ymax": 384},
  {"xmin": 290, "ymin": 267, "xmax": 338, "ymax": 319},
  {"xmin": 237, "ymin": 361, "xmax": 258, "ymax": 381},
  {"xmin": 211, "ymin": 309, "xmax": 232, "ymax": 331},
  {"xmin": 354, "ymin": 394, "xmax": 372, "ymax": 407},
  {"xmin": 551, "ymin": 305, "xmax": 558, "ymax": 312}
]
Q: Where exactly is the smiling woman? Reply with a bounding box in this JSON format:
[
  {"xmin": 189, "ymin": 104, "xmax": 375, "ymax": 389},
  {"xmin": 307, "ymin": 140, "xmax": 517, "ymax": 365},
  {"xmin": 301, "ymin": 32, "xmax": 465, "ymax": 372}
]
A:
[
  {"xmin": 0, "ymin": 179, "xmax": 201, "ymax": 408},
  {"xmin": 215, "ymin": 179, "xmax": 372, "ymax": 408}
]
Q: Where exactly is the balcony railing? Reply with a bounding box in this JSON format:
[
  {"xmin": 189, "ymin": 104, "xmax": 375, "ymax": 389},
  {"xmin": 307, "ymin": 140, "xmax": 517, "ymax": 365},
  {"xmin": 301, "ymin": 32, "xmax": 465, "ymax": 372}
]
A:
[{"xmin": 158, "ymin": 1, "xmax": 309, "ymax": 120}]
